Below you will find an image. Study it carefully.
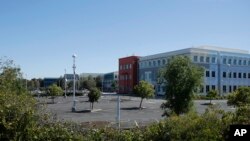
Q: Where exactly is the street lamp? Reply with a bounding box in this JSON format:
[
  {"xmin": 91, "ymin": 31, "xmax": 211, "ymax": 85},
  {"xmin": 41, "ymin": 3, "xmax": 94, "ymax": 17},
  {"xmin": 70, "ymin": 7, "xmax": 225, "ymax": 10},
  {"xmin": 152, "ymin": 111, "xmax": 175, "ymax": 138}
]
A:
[
  {"xmin": 64, "ymin": 69, "xmax": 67, "ymax": 98},
  {"xmin": 72, "ymin": 54, "xmax": 77, "ymax": 112}
]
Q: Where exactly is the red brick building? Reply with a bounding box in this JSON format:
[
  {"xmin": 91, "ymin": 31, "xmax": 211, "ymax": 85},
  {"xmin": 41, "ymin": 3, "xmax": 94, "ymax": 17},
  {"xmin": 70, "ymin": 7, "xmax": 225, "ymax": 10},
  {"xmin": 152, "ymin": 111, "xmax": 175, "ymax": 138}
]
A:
[{"xmin": 118, "ymin": 56, "xmax": 139, "ymax": 94}]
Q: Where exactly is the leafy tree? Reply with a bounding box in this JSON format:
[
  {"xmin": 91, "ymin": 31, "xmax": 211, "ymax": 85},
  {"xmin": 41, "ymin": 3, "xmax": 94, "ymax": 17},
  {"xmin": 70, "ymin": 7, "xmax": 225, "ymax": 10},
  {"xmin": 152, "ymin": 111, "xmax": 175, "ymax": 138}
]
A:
[
  {"xmin": 160, "ymin": 56, "xmax": 204, "ymax": 116},
  {"xmin": 227, "ymin": 87, "xmax": 250, "ymax": 107},
  {"xmin": 111, "ymin": 80, "xmax": 118, "ymax": 92},
  {"xmin": 134, "ymin": 80, "xmax": 155, "ymax": 109},
  {"xmin": 88, "ymin": 87, "xmax": 101, "ymax": 110},
  {"xmin": 48, "ymin": 84, "xmax": 63, "ymax": 104},
  {"xmin": 0, "ymin": 58, "xmax": 26, "ymax": 95},
  {"xmin": 207, "ymin": 90, "xmax": 218, "ymax": 104}
]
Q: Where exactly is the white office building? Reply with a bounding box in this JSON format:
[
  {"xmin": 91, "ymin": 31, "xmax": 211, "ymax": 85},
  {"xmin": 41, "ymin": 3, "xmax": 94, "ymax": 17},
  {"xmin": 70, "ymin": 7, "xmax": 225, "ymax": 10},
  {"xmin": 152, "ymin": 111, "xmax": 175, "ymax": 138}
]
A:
[{"xmin": 139, "ymin": 46, "xmax": 250, "ymax": 96}]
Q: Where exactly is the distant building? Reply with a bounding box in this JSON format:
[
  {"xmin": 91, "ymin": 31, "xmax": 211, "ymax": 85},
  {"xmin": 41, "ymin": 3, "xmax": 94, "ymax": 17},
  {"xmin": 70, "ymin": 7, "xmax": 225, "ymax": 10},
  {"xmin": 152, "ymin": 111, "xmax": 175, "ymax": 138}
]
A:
[
  {"xmin": 118, "ymin": 56, "xmax": 139, "ymax": 94},
  {"xmin": 139, "ymin": 46, "xmax": 250, "ymax": 96},
  {"xmin": 103, "ymin": 71, "xmax": 118, "ymax": 92},
  {"xmin": 64, "ymin": 74, "xmax": 80, "ymax": 81},
  {"xmin": 44, "ymin": 78, "xmax": 58, "ymax": 88},
  {"xmin": 80, "ymin": 73, "xmax": 104, "ymax": 79}
]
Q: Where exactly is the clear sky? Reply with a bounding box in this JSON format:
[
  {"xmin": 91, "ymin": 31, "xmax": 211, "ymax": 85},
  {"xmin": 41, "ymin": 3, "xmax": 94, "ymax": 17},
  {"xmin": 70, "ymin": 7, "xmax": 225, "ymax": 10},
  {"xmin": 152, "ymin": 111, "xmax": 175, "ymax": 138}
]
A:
[{"xmin": 1, "ymin": 0, "xmax": 250, "ymax": 79}]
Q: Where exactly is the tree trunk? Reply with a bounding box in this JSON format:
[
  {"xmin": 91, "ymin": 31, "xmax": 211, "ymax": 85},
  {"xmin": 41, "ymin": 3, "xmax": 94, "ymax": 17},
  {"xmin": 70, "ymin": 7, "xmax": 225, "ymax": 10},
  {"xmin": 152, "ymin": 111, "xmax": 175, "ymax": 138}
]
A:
[
  {"xmin": 92, "ymin": 102, "xmax": 94, "ymax": 110},
  {"xmin": 139, "ymin": 98, "xmax": 144, "ymax": 109}
]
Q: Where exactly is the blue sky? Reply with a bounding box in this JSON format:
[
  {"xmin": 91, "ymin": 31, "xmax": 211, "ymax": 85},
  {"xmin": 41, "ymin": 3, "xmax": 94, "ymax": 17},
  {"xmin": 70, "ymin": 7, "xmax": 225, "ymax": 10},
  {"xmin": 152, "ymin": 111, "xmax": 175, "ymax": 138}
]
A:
[{"xmin": 0, "ymin": 0, "xmax": 250, "ymax": 79}]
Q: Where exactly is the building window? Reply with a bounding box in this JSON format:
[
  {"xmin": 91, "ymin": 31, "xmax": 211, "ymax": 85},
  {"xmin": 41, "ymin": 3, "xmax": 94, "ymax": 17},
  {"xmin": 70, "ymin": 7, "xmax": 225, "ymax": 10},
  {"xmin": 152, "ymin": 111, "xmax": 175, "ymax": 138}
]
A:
[
  {"xmin": 243, "ymin": 60, "xmax": 247, "ymax": 65},
  {"xmin": 228, "ymin": 59, "xmax": 232, "ymax": 65},
  {"xmin": 158, "ymin": 60, "xmax": 161, "ymax": 66},
  {"xmin": 239, "ymin": 60, "xmax": 242, "ymax": 65},
  {"xmin": 238, "ymin": 73, "xmax": 242, "ymax": 78},
  {"xmin": 212, "ymin": 85, "xmax": 216, "ymax": 90},
  {"xmin": 194, "ymin": 56, "xmax": 198, "ymax": 62},
  {"xmin": 162, "ymin": 59, "xmax": 166, "ymax": 65},
  {"xmin": 223, "ymin": 72, "xmax": 226, "ymax": 78},
  {"xmin": 206, "ymin": 71, "xmax": 210, "ymax": 77},
  {"xmin": 243, "ymin": 73, "xmax": 247, "ymax": 78},
  {"xmin": 149, "ymin": 61, "xmax": 151, "ymax": 66},
  {"xmin": 206, "ymin": 85, "xmax": 210, "ymax": 93},
  {"xmin": 233, "ymin": 86, "xmax": 237, "ymax": 91},
  {"xmin": 229, "ymin": 72, "xmax": 232, "ymax": 78},
  {"xmin": 212, "ymin": 57, "xmax": 216, "ymax": 63},
  {"xmin": 229, "ymin": 86, "xmax": 232, "ymax": 93},
  {"xmin": 233, "ymin": 59, "xmax": 237, "ymax": 65},
  {"xmin": 153, "ymin": 61, "xmax": 156, "ymax": 66},
  {"xmin": 248, "ymin": 73, "xmax": 250, "ymax": 79},
  {"xmin": 233, "ymin": 72, "xmax": 237, "ymax": 78},
  {"xmin": 200, "ymin": 56, "xmax": 204, "ymax": 62},
  {"xmin": 206, "ymin": 57, "xmax": 210, "ymax": 63},
  {"xmin": 248, "ymin": 61, "xmax": 250, "ymax": 66},
  {"xmin": 120, "ymin": 65, "xmax": 122, "ymax": 70},
  {"xmin": 223, "ymin": 58, "xmax": 227, "ymax": 64},
  {"xmin": 212, "ymin": 71, "xmax": 216, "ymax": 77},
  {"xmin": 223, "ymin": 85, "xmax": 227, "ymax": 93}
]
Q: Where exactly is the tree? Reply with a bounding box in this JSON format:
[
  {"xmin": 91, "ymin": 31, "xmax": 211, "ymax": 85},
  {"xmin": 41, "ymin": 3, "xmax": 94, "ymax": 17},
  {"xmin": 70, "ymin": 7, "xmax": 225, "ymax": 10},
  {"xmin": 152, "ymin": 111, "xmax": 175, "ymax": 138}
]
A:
[
  {"xmin": 48, "ymin": 84, "xmax": 63, "ymax": 104},
  {"xmin": 111, "ymin": 80, "xmax": 118, "ymax": 92},
  {"xmin": 160, "ymin": 56, "xmax": 204, "ymax": 116},
  {"xmin": 88, "ymin": 87, "xmax": 101, "ymax": 110},
  {"xmin": 227, "ymin": 87, "xmax": 250, "ymax": 107},
  {"xmin": 134, "ymin": 80, "xmax": 155, "ymax": 109},
  {"xmin": 207, "ymin": 90, "xmax": 218, "ymax": 104}
]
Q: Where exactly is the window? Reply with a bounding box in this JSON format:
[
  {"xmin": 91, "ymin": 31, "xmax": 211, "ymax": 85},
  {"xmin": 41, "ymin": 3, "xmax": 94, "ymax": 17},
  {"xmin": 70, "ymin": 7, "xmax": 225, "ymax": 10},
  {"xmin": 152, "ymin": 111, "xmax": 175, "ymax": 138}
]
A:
[
  {"xmin": 229, "ymin": 86, "xmax": 232, "ymax": 93},
  {"xmin": 206, "ymin": 57, "xmax": 210, "ymax": 63},
  {"xmin": 238, "ymin": 73, "xmax": 242, "ymax": 78},
  {"xmin": 120, "ymin": 65, "xmax": 122, "ymax": 70},
  {"xmin": 229, "ymin": 72, "xmax": 232, "ymax": 78},
  {"xmin": 233, "ymin": 72, "xmax": 237, "ymax": 78},
  {"xmin": 243, "ymin": 60, "xmax": 247, "ymax": 65},
  {"xmin": 223, "ymin": 85, "xmax": 227, "ymax": 93},
  {"xmin": 248, "ymin": 73, "xmax": 250, "ymax": 79},
  {"xmin": 153, "ymin": 61, "xmax": 156, "ymax": 66},
  {"xmin": 223, "ymin": 58, "xmax": 227, "ymax": 64},
  {"xmin": 233, "ymin": 59, "xmax": 237, "ymax": 65},
  {"xmin": 149, "ymin": 61, "xmax": 151, "ymax": 66},
  {"xmin": 212, "ymin": 71, "xmax": 216, "ymax": 77},
  {"xmin": 223, "ymin": 72, "xmax": 226, "ymax": 78},
  {"xmin": 248, "ymin": 61, "xmax": 250, "ymax": 66},
  {"xmin": 194, "ymin": 56, "xmax": 198, "ymax": 62},
  {"xmin": 200, "ymin": 56, "xmax": 204, "ymax": 62},
  {"xmin": 206, "ymin": 85, "xmax": 210, "ymax": 92},
  {"xmin": 212, "ymin": 85, "xmax": 216, "ymax": 90},
  {"xmin": 158, "ymin": 60, "xmax": 161, "ymax": 66},
  {"xmin": 228, "ymin": 59, "xmax": 232, "ymax": 65},
  {"xmin": 212, "ymin": 57, "xmax": 216, "ymax": 63},
  {"xmin": 206, "ymin": 71, "xmax": 210, "ymax": 77},
  {"xmin": 233, "ymin": 86, "xmax": 237, "ymax": 91},
  {"xmin": 239, "ymin": 60, "xmax": 242, "ymax": 65},
  {"xmin": 243, "ymin": 73, "xmax": 247, "ymax": 78},
  {"xmin": 162, "ymin": 59, "xmax": 166, "ymax": 65}
]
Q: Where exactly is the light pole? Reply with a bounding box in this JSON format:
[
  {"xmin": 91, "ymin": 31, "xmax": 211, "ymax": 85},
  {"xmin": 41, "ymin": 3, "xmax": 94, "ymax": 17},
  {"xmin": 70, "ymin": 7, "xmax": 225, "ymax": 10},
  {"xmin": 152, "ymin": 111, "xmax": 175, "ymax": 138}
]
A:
[
  {"xmin": 72, "ymin": 54, "xmax": 77, "ymax": 112},
  {"xmin": 64, "ymin": 69, "xmax": 67, "ymax": 98}
]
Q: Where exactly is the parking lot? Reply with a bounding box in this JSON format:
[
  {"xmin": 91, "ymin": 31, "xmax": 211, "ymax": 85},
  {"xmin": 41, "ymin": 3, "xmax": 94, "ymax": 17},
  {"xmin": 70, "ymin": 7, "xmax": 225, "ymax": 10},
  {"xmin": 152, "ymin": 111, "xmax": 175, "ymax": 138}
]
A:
[{"xmin": 37, "ymin": 95, "xmax": 235, "ymax": 127}]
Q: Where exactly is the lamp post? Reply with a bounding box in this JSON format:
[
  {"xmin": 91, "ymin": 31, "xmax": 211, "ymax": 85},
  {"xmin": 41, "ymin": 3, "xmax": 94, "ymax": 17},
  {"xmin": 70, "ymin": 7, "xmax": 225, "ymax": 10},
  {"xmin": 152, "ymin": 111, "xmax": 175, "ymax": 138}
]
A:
[
  {"xmin": 72, "ymin": 54, "xmax": 77, "ymax": 112},
  {"xmin": 64, "ymin": 69, "xmax": 67, "ymax": 98}
]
